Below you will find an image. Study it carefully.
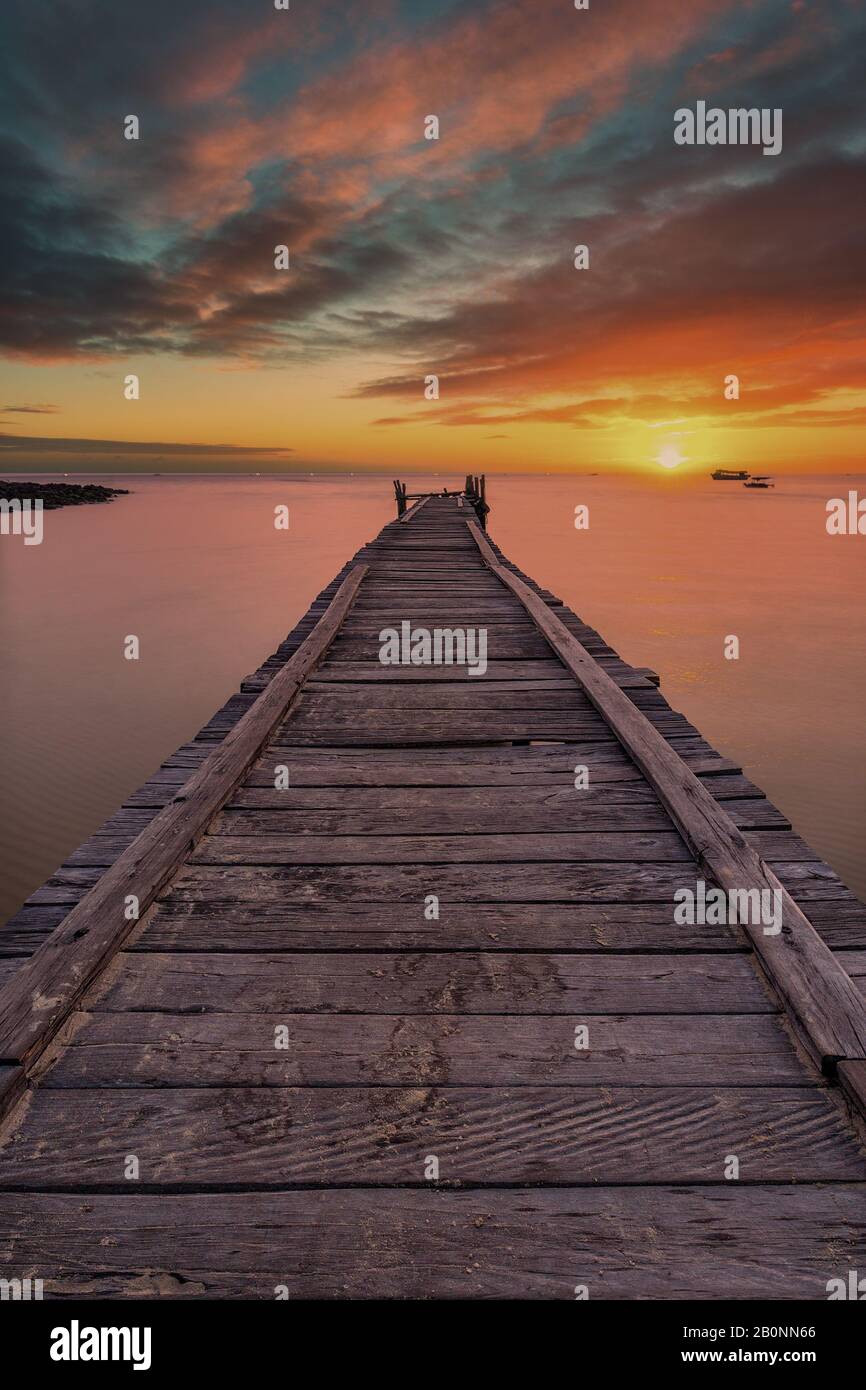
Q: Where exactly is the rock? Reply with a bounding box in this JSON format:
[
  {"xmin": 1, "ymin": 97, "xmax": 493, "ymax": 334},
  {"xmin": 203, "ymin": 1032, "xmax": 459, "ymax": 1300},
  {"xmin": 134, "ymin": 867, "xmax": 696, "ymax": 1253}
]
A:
[{"xmin": 0, "ymin": 479, "xmax": 129, "ymax": 510}]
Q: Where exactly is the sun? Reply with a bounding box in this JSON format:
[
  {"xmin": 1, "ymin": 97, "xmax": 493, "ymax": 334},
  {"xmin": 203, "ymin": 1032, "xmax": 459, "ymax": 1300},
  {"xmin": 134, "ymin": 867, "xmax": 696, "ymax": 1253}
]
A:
[{"xmin": 657, "ymin": 443, "xmax": 684, "ymax": 469}]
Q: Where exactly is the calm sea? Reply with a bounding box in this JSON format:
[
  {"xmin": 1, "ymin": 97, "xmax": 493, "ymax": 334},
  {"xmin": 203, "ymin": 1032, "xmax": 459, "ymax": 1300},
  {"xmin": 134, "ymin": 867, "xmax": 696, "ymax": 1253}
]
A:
[{"xmin": 1, "ymin": 471, "xmax": 864, "ymax": 924}]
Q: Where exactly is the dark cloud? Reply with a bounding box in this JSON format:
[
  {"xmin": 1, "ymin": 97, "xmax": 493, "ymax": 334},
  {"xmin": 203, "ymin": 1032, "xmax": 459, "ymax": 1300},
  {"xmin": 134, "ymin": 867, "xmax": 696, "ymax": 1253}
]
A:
[
  {"xmin": 0, "ymin": 0, "xmax": 864, "ymax": 435},
  {"xmin": 351, "ymin": 152, "xmax": 866, "ymax": 413},
  {"xmin": 0, "ymin": 432, "xmax": 292, "ymax": 456},
  {"xmin": 0, "ymin": 132, "xmax": 410, "ymax": 360},
  {"xmin": 0, "ymin": 136, "xmax": 181, "ymax": 358}
]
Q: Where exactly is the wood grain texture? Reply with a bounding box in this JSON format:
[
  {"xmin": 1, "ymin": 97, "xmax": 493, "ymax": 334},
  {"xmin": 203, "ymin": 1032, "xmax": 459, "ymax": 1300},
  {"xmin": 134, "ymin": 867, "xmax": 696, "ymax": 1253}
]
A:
[
  {"xmin": 228, "ymin": 771, "xmax": 766, "ymax": 799},
  {"xmin": 68, "ymin": 827, "xmax": 808, "ymax": 869},
  {"xmin": 2, "ymin": 1085, "xmax": 862, "ymax": 1187},
  {"xmin": 222, "ymin": 793, "xmax": 786, "ymax": 830},
  {"xmin": 274, "ymin": 708, "xmax": 700, "ymax": 744},
  {"xmin": 327, "ymin": 635, "xmax": 590, "ymax": 660},
  {"xmin": 0, "ymin": 1187, "xmax": 862, "ymax": 1298},
  {"xmin": 89, "ymin": 950, "xmax": 776, "ymax": 1015},
  {"xmin": 308, "ymin": 658, "xmax": 655, "ymax": 684},
  {"xmin": 23, "ymin": 858, "xmax": 860, "ymax": 912},
  {"xmin": 189, "ymin": 830, "xmax": 696, "ymax": 866},
  {"xmin": 243, "ymin": 741, "xmax": 737, "ymax": 785},
  {"xmin": 40, "ymin": 1011, "xmax": 813, "ymax": 1088},
  {"xmin": 131, "ymin": 898, "xmax": 866, "ymax": 954},
  {"xmin": 159, "ymin": 858, "xmax": 857, "ymax": 905}
]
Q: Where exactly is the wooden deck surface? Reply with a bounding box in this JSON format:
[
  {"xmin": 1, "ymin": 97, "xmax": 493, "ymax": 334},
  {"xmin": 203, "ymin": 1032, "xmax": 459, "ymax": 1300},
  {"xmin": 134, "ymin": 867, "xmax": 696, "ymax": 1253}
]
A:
[{"xmin": 1, "ymin": 496, "xmax": 865, "ymax": 1299}]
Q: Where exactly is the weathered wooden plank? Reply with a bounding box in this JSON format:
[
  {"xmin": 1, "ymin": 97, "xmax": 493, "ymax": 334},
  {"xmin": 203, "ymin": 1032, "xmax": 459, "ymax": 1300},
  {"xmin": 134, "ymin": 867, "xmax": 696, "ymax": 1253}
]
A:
[
  {"xmin": 189, "ymin": 830, "xmax": 696, "ymax": 866},
  {"xmin": 343, "ymin": 601, "xmax": 530, "ymax": 617},
  {"xmin": 39, "ymin": 1011, "xmax": 810, "ymax": 1088},
  {"xmin": 352, "ymin": 589, "xmax": 530, "ymax": 602},
  {"xmin": 90, "ymin": 950, "xmax": 776, "ymax": 1014},
  {"xmin": 127, "ymin": 742, "xmax": 739, "ymax": 793},
  {"xmin": 229, "ymin": 782, "xmax": 667, "ymax": 816},
  {"xmin": 236, "ymin": 769, "xmax": 761, "ymax": 797},
  {"xmin": 0, "ymin": 1187, "xmax": 862, "ymax": 1298},
  {"xmin": 362, "ymin": 539, "xmax": 476, "ymax": 550},
  {"xmin": 101, "ymin": 787, "xmax": 665, "ymax": 820},
  {"xmin": 0, "ymin": 907, "xmax": 69, "ymax": 958},
  {"xmin": 138, "ymin": 900, "xmax": 736, "ymax": 952},
  {"xmin": 186, "ymin": 828, "xmax": 808, "ymax": 868},
  {"xmin": 330, "ymin": 636, "xmax": 618, "ymax": 657},
  {"xmin": 327, "ymin": 635, "xmax": 574, "ymax": 660},
  {"xmin": 304, "ymin": 685, "xmax": 668, "ymax": 711},
  {"xmin": 269, "ymin": 710, "xmax": 701, "ymax": 744},
  {"xmin": 338, "ymin": 606, "xmax": 596, "ymax": 622},
  {"xmin": 241, "ymin": 668, "xmax": 649, "ymax": 695},
  {"xmin": 27, "ymin": 858, "xmax": 862, "ymax": 908},
  {"xmin": 120, "ymin": 765, "xmax": 756, "ymax": 811},
  {"xmin": 300, "ymin": 685, "xmax": 606, "ymax": 709},
  {"xmin": 310, "ymin": 659, "xmax": 660, "ymax": 686},
  {"xmin": 247, "ymin": 740, "xmax": 734, "ymax": 783},
  {"xmin": 210, "ymin": 789, "xmax": 787, "ymax": 833},
  {"xmin": 132, "ymin": 897, "xmax": 866, "ymax": 954},
  {"xmin": 286, "ymin": 703, "xmax": 606, "ymax": 730},
  {"xmin": 70, "ymin": 825, "xmax": 807, "ymax": 870},
  {"xmin": 466, "ymin": 520, "xmax": 866, "ymax": 1078},
  {"xmin": 309, "ymin": 684, "xmax": 665, "ymax": 709},
  {"xmin": 362, "ymin": 547, "xmax": 520, "ymax": 556},
  {"xmin": 3, "ymin": 1086, "xmax": 861, "ymax": 1187},
  {"xmin": 398, "ymin": 495, "xmax": 430, "ymax": 523},
  {"xmin": 157, "ymin": 744, "xmax": 212, "ymax": 770},
  {"xmin": 314, "ymin": 659, "xmax": 567, "ymax": 681},
  {"xmin": 0, "ymin": 565, "xmax": 369, "ymax": 1076}
]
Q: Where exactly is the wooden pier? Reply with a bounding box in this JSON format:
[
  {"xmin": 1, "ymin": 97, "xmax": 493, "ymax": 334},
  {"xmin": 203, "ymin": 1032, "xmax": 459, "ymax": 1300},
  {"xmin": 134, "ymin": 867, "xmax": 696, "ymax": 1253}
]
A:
[{"xmin": 1, "ymin": 489, "xmax": 866, "ymax": 1298}]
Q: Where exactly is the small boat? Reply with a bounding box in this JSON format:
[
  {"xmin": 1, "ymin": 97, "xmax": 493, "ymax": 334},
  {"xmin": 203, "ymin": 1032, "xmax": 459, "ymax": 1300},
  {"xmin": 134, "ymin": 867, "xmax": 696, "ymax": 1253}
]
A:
[
  {"xmin": 712, "ymin": 469, "xmax": 750, "ymax": 480},
  {"xmin": 744, "ymin": 476, "xmax": 774, "ymax": 488}
]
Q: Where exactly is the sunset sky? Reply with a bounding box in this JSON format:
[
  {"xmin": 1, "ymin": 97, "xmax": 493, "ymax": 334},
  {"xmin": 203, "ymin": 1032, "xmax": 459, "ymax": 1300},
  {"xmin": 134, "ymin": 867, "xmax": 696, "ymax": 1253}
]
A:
[{"xmin": 1, "ymin": 0, "xmax": 864, "ymax": 475}]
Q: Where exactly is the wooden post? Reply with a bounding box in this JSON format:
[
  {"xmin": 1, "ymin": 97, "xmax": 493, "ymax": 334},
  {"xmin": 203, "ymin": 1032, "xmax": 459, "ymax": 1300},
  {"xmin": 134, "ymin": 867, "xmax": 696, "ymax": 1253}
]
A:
[
  {"xmin": 465, "ymin": 474, "xmax": 488, "ymax": 528},
  {"xmin": 393, "ymin": 479, "xmax": 407, "ymax": 517}
]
